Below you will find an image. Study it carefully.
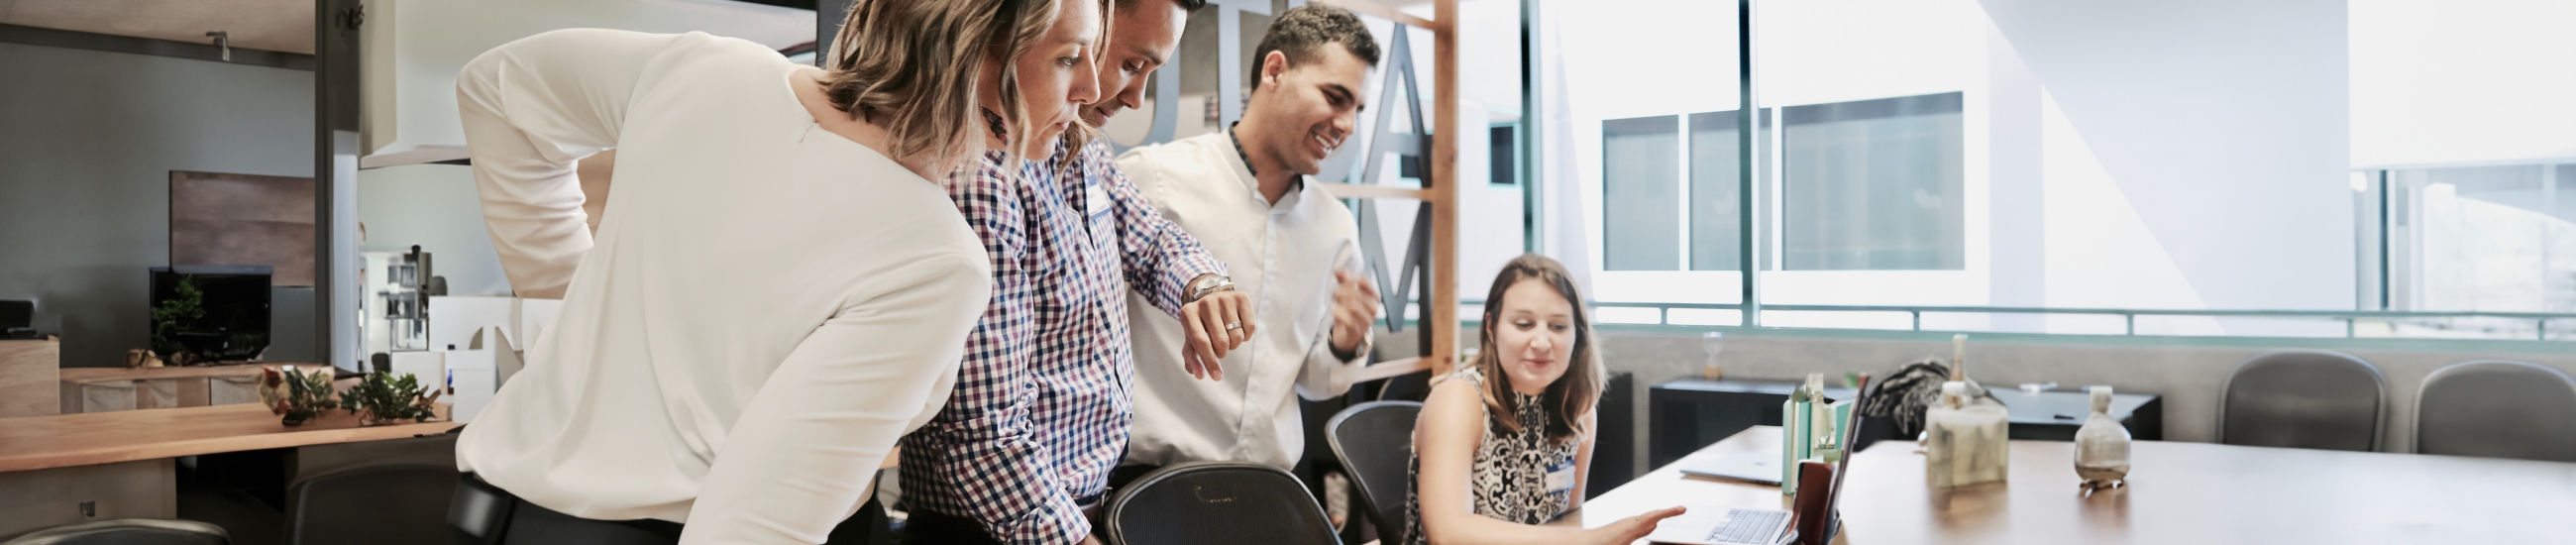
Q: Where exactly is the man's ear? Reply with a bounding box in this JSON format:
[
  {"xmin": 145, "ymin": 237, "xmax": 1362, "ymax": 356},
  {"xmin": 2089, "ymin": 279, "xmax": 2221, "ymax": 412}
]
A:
[{"xmin": 1260, "ymin": 51, "xmax": 1290, "ymax": 86}]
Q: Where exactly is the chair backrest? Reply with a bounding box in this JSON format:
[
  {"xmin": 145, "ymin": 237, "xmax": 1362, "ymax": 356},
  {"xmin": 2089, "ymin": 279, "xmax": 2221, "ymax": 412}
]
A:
[
  {"xmin": 2218, "ymin": 350, "xmax": 2386, "ymax": 452},
  {"xmin": 1325, "ymin": 400, "xmax": 1421, "ymax": 545},
  {"xmin": 286, "ymin": 464, "xmax": 458, "ymax": 545},
  {"xmin": 2415, "ymin": 360, "xmax": 2576, "ymax": 462},
  {"xmin": 0, "ymin": 519, "xmax": 228, "ymax": 545},
  {"xmin": 1105, "ymin": 462, "xmax": 1340, "ymax": 545}
]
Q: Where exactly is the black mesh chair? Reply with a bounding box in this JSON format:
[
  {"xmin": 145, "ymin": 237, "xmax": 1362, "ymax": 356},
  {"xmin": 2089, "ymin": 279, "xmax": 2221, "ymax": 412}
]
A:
[
  {"xmin": 2218, "ymin": 350, "xmax": 2386, "ymax": 452},
  {"xmin": 0, "ymin": 520, "xmax": 228, "ymax": 545},
  {"xmin": 2415, "ymin": 360, "xmax": 2576, "ymax": 462},
  {"xmin": 1325, "ymin": 400, "xmax": 1422, "ymax": 545},
  {"xmin": 1104, "ymin": 462, "xmax": 1340, "ymax": 545},
  {"xmin": 286, "ymin": 464, "xmax": 458, "ymax": 545}
]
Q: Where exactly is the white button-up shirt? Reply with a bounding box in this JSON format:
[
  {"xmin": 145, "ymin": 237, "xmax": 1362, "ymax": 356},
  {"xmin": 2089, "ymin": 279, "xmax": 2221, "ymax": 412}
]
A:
[{"xmin": 1117, "ymin": 131, "xmax": 1371, "ymax": 471}]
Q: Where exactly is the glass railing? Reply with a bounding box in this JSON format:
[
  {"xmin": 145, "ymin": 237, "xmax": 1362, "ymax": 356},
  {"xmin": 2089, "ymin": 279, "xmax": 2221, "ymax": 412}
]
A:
[{"xmin": 1441, "ymin": 300, "xmax": 2576, "ymax": 342}]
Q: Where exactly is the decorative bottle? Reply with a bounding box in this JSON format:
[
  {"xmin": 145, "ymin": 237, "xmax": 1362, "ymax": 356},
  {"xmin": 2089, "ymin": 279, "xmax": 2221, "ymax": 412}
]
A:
[
  {"xmin": 1924, "ymin": 381, "xmax": 2009, "ymax": 488},
  {"xmin": 2073, "ymin": 385, "xmax": 2132, "ymax": 490}
]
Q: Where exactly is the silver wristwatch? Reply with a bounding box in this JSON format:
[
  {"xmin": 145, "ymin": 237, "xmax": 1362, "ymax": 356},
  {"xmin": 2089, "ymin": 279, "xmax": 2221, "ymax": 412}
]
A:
[{"xmin": 1186, "ymin": 274, "xmax": 1235, "ymax": 303}]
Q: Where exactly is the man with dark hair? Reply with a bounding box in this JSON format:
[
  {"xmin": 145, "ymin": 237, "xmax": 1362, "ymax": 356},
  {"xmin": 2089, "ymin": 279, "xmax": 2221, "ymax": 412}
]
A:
[{"xmin": 1113, "ymin": 3, "xmax": 1383, "ymax": 484}]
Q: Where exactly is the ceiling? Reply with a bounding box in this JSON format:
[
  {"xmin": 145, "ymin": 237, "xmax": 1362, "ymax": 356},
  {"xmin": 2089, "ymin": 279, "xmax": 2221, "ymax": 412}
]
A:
[
  {"xmin": 0, "ymin": 0, "xmax": 318, "ymax": 54},
  {"xmin": 0, "ymin": 0, "xmax": 811, "ymax": 55}
]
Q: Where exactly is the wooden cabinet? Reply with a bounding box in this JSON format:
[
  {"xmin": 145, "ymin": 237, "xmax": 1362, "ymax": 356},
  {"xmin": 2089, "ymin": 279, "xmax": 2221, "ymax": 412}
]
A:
[
  {"xmin": 0, "ymin": 338, "xmax": 59, "ymax": 417},
  {"xmin": 55, "ymin": 364, "xmax": 323, "ymax": 414}
]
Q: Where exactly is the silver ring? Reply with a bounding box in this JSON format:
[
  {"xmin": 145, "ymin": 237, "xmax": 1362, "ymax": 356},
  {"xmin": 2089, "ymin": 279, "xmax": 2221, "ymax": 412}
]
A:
[{"xmin": 1226, "ymin": 322, "xmax": 1242, "ymax": 331}]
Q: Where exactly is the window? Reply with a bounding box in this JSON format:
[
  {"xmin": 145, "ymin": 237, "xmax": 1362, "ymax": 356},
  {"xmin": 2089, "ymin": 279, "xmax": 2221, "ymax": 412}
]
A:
[
  {"xmin": 1602, "ymin": 115, "xmax": 1682, "ymax": 271},
  {"xmin": 2383, "ymin": 164, "xmax": 2576, "ymax": 313},
  {"xmin": 1688, "ymin": 111, "xmax": 1750, "ymax": 272},
  {"xmin": 1549, "ymin": 0, "xmax": 2576, "ymax": 341},
  {"xmin": 1601, "ymin": 92, "xmax": 1964, "ymax": 273},
  {"xmin": 1781, "ymin": 92, "xmax": 1966, "ymax": 271}
]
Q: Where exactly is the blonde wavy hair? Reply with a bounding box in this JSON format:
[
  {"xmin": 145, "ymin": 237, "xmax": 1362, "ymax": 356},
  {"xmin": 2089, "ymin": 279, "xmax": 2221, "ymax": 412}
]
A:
[{"xmin": 820, "ymin": 0, "xmax": 1066, "ymax": 171}]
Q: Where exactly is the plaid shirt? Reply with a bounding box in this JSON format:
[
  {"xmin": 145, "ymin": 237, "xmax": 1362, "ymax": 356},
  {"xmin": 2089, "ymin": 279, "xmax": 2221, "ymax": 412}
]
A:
[{"xmin": 901, "ymin": 138, "xmax": 1227, "ymax": 545}]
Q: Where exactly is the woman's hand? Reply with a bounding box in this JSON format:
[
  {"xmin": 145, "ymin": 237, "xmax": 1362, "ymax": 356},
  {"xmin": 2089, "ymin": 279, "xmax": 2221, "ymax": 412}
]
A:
[{"xmin": 1587, "ymin": 506, "xmax": 1686, "ymax": 545}]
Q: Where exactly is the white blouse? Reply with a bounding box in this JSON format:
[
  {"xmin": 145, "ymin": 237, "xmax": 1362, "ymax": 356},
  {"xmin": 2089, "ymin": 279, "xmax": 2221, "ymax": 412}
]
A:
[{"xmin": 451, "ymin": 29, "xmax": 989, "ymax": 544}]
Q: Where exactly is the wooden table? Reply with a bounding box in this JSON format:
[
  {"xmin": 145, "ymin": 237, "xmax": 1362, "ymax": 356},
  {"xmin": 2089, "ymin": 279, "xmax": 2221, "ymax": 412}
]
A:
[
  {"xmin": 0, "ymin": 403, "xmax": 460, "ymax": 536},
  {"xmin": 1563, "ymin": 426, "xmax": 2576, "ymax": 545},
  {"xmin": 1549, "ymin": 425, "xmax": 1801, "ymax": 542},
  {"xmin": 1834, "ymin": 439, "xmax": 2576, "ymax": 544}
]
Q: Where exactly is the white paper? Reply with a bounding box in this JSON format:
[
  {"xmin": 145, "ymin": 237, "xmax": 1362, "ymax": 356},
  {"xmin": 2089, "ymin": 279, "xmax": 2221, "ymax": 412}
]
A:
[
  {"xmin": 449, "ymin": 368, "xmax": 496, "ymax": 422},
  {"xmin": 444, "ymin": 345, "xmax": 496, "ymax": 371},
  {"xmin": 430, "ymin": 296, "xmax": 518, "ymax": 353},
  {"xmin": 388, "ymin": 351, "xmax": 445, "ymax": 384}
]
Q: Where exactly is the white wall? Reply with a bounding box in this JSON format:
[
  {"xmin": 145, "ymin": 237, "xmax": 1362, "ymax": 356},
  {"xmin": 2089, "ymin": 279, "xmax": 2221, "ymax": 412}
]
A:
[
  {"xmin": 0, "ymin": 43, "xmax": 319, "ymax": 367},
  {"xmin": 357, "ymin": 164, "xmax": 513, "ymax": 297},
  {"xmin": 2350, "ymin": 0, "xmax": 2576, "ymax": 168},
  {"xmin": 1984, "ymin": 0, "xmax": 2354, "ymax": 321},
  {"xmin": 362, "ymin": 0, "xmax": 812, "ymax": 166}
]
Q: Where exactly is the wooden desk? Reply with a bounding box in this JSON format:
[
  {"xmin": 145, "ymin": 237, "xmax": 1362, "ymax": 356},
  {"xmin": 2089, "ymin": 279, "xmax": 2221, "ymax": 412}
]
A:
[
  {"xmin": 1837, "ymin": 439, "xmax": 2576, "ymax": 544},
  {"xmin": 1550, "ymin": 425, "xmax": 1798, "ymax": 541},
  {"xmin": 0, "ymin": 403, "xmax": 460, "ymax": 536}
]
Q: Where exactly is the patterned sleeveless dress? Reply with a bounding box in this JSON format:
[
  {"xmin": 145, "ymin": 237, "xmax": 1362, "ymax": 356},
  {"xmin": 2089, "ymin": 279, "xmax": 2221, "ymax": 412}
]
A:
[{"xmin": 1401, "ymin": 366, "xmax": 1581, "ymax": 545}]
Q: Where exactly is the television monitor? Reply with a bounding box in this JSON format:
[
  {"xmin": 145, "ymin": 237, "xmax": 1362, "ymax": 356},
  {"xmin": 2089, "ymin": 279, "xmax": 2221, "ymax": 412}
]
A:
[{"xmin": 150, "ymin": 266, "xmax": 271, "ymax": 363}]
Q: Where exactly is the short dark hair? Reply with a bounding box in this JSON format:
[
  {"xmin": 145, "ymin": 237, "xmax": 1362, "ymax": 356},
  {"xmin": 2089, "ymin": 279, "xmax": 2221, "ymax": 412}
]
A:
[
  {"xmin": 1114, "ymin": 0, "xmax": 1206, "ymax": 14},
  {"xmin": 1248, "ymin": 5, "xmax": 1379, "ymax": 92}
]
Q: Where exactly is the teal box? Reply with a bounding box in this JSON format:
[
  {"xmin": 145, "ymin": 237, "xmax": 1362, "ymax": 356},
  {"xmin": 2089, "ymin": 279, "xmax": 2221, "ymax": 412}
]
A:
[{"xmin": 1781, "ymin": 399, "xmax": 1853, "ymax": 495}]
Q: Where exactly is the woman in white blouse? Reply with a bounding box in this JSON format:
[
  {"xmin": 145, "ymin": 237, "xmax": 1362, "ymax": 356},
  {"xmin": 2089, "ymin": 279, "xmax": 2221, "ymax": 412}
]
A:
[{"xmin": 448, "ymin": 0, "xmax": 1104, "ymax": 542}]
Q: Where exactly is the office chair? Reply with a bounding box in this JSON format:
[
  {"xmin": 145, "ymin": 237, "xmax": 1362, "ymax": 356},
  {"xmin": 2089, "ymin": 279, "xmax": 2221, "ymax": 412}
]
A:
[
  {"xmin": 286, "ymin": 464, "xmax": 458, "ymax": 545},
  {"xmin": 0, "ymin": 519, "xmax": 228, "ymax": 545},
  {"xmin": 2217, "ymin": 350, "xmax": 2386, "ymax": 452},
  {"xmin": 2415, "ymin": 360, "xmax": 2576, "ymax": 462},
  {"xmin": 1105, "ymin": 462, "xmax": 1341, "ymax": 545},
  {"xmin": 1325, "ymin": 401, "xmax": 1422, "ymax": 544}
]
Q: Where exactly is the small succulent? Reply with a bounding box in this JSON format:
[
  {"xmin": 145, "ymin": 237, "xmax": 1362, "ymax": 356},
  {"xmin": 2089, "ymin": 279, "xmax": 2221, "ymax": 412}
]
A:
[{"xmin": 345, "ymin": 371, "xmax": 442, "ymax": 426}]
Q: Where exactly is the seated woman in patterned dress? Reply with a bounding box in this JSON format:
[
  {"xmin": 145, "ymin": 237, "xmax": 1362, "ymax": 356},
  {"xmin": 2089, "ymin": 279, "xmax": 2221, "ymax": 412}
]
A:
[{"xmin": 1404, "ymin": 254, "xmax": 1686, "ymax": 545}]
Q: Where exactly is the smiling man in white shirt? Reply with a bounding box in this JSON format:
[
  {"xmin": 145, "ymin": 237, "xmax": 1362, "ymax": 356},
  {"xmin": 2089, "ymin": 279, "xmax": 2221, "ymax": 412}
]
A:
[{"xmin": 1113, "ymin": 5, "xmax": 1382, "ymax": 479}]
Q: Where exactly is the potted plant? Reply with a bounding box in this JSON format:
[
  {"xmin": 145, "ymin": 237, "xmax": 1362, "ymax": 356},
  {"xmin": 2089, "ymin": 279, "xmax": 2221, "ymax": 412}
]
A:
[
  {"xmin": 258, "ymin": 367, "xmax": 338, "ymax": 426},
  {"xmin": 344, "ymin": 371, "xmax": 444, "ymax": 426},
  {"xmin": 150, "ymin": 275, "xmax": 205, "ymax": 366}
]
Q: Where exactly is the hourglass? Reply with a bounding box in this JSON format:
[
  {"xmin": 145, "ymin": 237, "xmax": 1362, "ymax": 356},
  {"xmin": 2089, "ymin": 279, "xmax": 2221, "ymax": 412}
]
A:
[{"xmin": 1700, "ymin": 331, "xmax": 1725, "ymax": 380}]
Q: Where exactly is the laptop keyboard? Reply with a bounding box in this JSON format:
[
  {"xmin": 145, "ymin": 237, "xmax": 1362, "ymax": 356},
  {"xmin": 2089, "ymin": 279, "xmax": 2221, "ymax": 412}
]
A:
[{"xmin": 1707, "ymin": 508, "xmax": 1787, "ymax": 544}]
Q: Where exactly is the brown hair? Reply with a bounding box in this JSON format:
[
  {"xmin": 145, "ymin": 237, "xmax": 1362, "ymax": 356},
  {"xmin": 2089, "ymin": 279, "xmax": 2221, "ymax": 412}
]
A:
[
  {"xmin": 1248, "ymin": 5, "xmax": 1380, "ymax": 92},
  {"xmin": 819, "ymin": 0, "xmax": 1065, "ymax": 170},
  {"xmin": 1471, "ymin": 254, "xmax": 1602, "ymax": 445}
]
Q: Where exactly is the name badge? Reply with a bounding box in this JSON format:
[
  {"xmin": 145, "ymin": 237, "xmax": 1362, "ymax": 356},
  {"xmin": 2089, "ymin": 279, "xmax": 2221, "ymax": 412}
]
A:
[
  {"xmin": 1084, "ymin": 183, "xmax": 1114, "ymax": 234},
  {"xmin": 1544, "ymin": 458, "xmax": 1576, "ymax": 493}
]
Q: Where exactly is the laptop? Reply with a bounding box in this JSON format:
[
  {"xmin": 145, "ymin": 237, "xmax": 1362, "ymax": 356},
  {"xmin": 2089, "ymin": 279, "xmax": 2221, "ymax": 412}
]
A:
[
  {"xmin": 1649, "ymin": 377, "xmax": 1872, "ymax": 545},
  {"xmin": 1678, "ymin": 451, "xmax": 1781, "ymax": 486}
]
